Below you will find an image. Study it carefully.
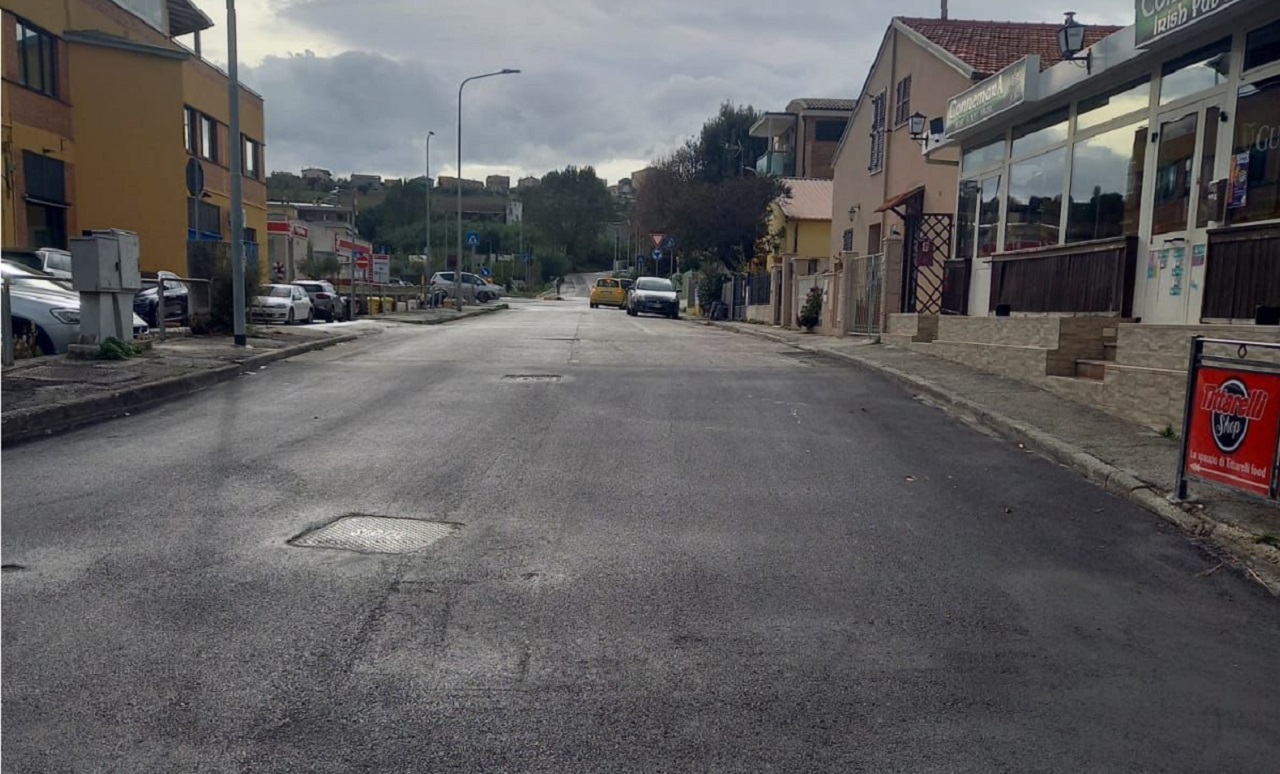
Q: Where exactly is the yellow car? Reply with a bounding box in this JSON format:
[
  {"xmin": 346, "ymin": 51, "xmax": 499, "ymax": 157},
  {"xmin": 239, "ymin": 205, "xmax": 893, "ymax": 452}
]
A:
[{"xmin": 590, "ymin": 277, "xmax": 627, "ymax": 309}]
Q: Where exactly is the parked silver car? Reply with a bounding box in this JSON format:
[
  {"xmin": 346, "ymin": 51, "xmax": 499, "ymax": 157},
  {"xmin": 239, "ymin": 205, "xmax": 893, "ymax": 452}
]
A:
[
  {"xmin": 293, "ymin": 279, "xmax": 344, "ymax": 321},
  {"xmin": 2, "ymin": 248, "xmax": 74, "ymax": 279},
  {"xmin": 2, "ymin": 261, "xmax": 149, "ymax": 355},
  {"xmin": 429, "ymin": 271, "xmax": 501, "ymax": 303}
]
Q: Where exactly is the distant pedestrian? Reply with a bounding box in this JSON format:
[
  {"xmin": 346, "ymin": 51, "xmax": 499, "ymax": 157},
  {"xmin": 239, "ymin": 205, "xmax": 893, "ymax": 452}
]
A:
[{"xmin": 555, "ymin": 276, "xmax": 563, "ymax": 296}]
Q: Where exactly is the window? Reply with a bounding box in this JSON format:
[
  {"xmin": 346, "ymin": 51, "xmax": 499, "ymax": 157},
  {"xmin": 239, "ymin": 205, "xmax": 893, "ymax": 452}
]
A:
[
  {"xmin": 814, "ymin": 120, "xmax": 846, "ymax": 142},
  {"xmin": 894, "ymin": 76, "xmax": 912, "ymax": 127},
  {"xmin": 23, "ymin": 151, "xmax": 66, "ymax": 204},
  {"xmin": 188, "ymin": 197, "xmax": 222, "ymax": 239},
  {"xmin": 867, "ymin": 223, "xmax": 882, "ymax": 256},
  {"xmin": 957, "ymin": 180, "xmax": 978, "ymax": 261},
  {"xmin": 200, "ymin": 114, "xmax": 218, "ymax": 162},
  {"xmin": 962, "ymin": 139, "xmax": 1005, "ymax": 175},
  {"xmin": 1226, "ymin": 76, "xmax": 1280, "ymax": 225},
  {"xmin": 868, "ymin": 91, "xmax": 887, "ymax": 173},
  {"xmin": 1160, "ymin": 38, "xmax": 1231, "ymax": 105},
  {"xmin": 183, "ymin": 108, "xmax": 192, "ymax": 153},
  {"xmin": 243, "ymin": 136, "xmax": 261, "ymax": 179},
  {"xmin": 841, "ymin": 229, "xmax": 853, "ymax": 252},
  {"xmin": 1011, "ymin": 108, "xmax": 1069, "ymax": 159},
  {"xmin": 15, "ymin": 19, "xmax": 57, "ymax": 97},
  {"xmin": 1245, "ymin": 20, "xmax": 1280, "ymax": 72},
  {"xmin": 1067, "ymin": 119, "xmax": 1148, "ymax": 243},
  {"xmin": 977, "ymin": 176, "xmax": 1002, "ymax": 257},
  {"xmin": 1005, "ymin": 147, "xmax": 1066, "ymax": 251},
  {"xmin": 1076, "ymin": 78, "xmax": 1151, "ymax": 133},
  {"xmin": 1151, "ymin": 111, "xmax": 1198, "ymax": 235},
  {"xmin": 26, "ymin": 204, "xmax": 67, "ymax": 249}
]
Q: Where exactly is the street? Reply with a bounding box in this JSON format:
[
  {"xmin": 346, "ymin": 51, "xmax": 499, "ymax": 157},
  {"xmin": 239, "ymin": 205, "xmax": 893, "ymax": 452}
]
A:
[{"xmin": 3, "ymin": 293, "xmax": 1279, "ymax": 773}]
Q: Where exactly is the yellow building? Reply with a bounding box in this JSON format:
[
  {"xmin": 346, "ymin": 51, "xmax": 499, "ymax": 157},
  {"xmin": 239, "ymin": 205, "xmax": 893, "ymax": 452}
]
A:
[{"xmin": 1, "ymin": 0, "xmax": 266, "ymax": 275}]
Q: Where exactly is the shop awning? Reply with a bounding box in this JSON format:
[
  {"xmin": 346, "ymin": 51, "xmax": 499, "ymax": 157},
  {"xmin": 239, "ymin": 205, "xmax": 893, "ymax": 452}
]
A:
[{"xmin": 874, "ymin": 185, "xmax": 925, "ymax": 216}]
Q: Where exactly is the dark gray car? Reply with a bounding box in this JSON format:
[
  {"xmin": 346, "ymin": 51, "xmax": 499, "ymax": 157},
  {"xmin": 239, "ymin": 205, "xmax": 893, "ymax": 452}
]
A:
[{"xmin": 293, "ymin": 280, "xmax": 343, "ymax": 321}]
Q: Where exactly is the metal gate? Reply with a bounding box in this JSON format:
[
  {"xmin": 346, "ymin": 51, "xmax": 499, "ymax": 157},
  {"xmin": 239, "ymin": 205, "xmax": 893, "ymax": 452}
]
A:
[
  {"xmin": 902, "ymin": 213, "xmax": 952, "ymax": 315},
  {"xmin": 731, "ymin": 275, "xmax": 748, "ymax": 321},
  {"xmin": 847, "ymin": 253, "xmax": 884, "ymax": 335}
]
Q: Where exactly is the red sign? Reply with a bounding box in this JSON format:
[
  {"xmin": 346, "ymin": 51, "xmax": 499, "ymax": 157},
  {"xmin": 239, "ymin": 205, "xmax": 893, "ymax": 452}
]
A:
[
  {"xmin": 355, "ymin": 255, "xmax": 371, "ymax": 270},
  {"xmin": 267, "ymin": 221, "xmax": 290, "ymax": 234},
  {"xmin": 1184, "ymin": 367, "xmax": 1280, "ymax": 498},
  {"xmin": 650, "ymin": 233, "xmax": 666, "ymax": 248}
]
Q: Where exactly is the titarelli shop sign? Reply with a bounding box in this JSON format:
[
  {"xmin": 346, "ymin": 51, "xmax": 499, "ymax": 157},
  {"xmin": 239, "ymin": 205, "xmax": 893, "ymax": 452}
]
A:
[
  {"xmin": 1183, "ymin": 367, "xmax": 1280, "ymax": 498},
  {"xmin": 944, "ymin": 56, "xmax": 1040, "ymax": 138},
  {"xmin": 1135, "ymin": 0, "xmax": 1243, "ymax": 48}
]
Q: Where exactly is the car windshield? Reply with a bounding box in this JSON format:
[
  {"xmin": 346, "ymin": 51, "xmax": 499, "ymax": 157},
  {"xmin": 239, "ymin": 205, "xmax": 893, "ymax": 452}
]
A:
[
  {"xmin": 1, "ymin": 261, "xmax": 75, "ymax": 295},
  {"xmin": 636, "ymin": 278, "xmax": 673, "ymax": 291},
  {"xmin": 268, "ymin": 286, "xmax": 293, "ymax": 298}
]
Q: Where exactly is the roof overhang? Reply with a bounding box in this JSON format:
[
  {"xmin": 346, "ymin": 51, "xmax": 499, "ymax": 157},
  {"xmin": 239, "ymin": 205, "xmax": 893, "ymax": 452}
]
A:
[
  {"xmin": 63, "ymin": 30, "xmax": 190, "ymax": 60},
  {"xmin": 749, "ymin": 112, "xmax": 798, "ymax": 139},
  {"xmin": 168, "ymin": 0, "xmax": 214, "ymax": 37},
  {"xmin": 875, "ymin": 185, "xmax": 926, "ymax": 216}
]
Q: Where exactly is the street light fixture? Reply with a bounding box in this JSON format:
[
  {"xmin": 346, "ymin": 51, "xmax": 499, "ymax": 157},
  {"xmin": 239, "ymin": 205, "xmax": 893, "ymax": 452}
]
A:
[
  {"xmin": 1057, "ymin": 12, "xmax": 1093, "ymax": 74},
  {"xmin": 455, "ymin": 68, "xmax": 520, "ymax": 310}
]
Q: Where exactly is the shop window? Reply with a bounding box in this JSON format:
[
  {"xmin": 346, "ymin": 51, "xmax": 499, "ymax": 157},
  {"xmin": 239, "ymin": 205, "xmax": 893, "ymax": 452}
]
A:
[
  {"xmin": 15, "ymin": 18, "xmax": 57, "ymax": 98},
  {"xmin": 1151, "ymin": 111, "xmax": 1198, "ymax": 235},
  {"xmin": 1005, "ymin": 147, "xmax": 1065, "ymax": 251},
  {"xmin": 1226, "ymin": 76, "xmax": 1280, "ymax": 225},
  {"xmin": 1067, "ymin": 119, "xmax": 1148, "ymax": 243},
  {"xmin": 814, "ymin": 120, "xmax": 846, "ymax": 142},
  {"xmin": 1196, "ymin": 107, "xmax": 1220, "ymax": 229},
  {"xmin": 956, "ymin": 176, "xmax": 1002, "ymax": 259},
  {"xmin": 962, "ymin": 138, "xmax": 1005, "ymax": 175},
  {"xmin": 978, "ymin": 176, "xmax": 1001, "ymax": 257},
  {"xmin": 1077, "ymin": 78, "xmax": 1151, "ymax": 133},
  {"xmin": 868, "ymin": 91, "xmax": 886, "ymax": 173},
  {"xmin": 1160, "ymin": 38, "xmax": 1231, "ymax": 105},
  {"xmin": 1245, "ymin": 19, "xmax": 1280, "ymax": 72},
  {"xmin": 1011, "ymin": 108, "xmax": 1068, "ymax": 159},
  {"xmin": 957, "ymin": 180, "xmax": 978, "ymax": 260}
]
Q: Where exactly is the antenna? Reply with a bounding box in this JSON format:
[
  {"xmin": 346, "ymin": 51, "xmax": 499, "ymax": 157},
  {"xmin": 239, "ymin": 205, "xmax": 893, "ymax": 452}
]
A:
[{"xmin": 941, "ymin": 0, "xmax": 948, "ymax": 19}]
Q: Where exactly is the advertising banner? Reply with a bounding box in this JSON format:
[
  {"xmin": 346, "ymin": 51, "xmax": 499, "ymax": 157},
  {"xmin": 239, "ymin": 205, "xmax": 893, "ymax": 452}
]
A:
[{"xmin": 1183, "ymin": 367, "xmax": 1280, "ymax": 498}]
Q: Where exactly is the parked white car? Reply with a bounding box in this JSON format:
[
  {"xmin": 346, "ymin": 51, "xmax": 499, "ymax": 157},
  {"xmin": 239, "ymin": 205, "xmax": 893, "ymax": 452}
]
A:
[
  {"xmin": 251, "ymin": 283, "xmax": 313, "ymax": 324},
  {"xmin": 1, "ymin": 260, "xmax": 149, "ymax": 354}
]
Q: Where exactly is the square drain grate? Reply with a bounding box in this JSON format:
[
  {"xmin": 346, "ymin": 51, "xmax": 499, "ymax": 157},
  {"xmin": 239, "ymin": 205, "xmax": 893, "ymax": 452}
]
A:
[
  {"xmin": 290, "ymin": 514, "xmax": 459, "ymax": 555},
  {"xmin": 501, "ymin": 374, "xmax": 562, "ymax": 382}
]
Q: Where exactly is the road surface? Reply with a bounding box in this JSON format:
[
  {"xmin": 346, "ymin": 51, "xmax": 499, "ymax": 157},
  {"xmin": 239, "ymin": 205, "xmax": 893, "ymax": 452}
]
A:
[{"xmin": 4, "ymin": 297, "xmax": 1279, "ymax": 772}]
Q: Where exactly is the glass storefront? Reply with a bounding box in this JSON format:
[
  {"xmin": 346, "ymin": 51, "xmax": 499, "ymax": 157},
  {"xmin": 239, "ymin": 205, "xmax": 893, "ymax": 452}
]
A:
[
  {"xmin": 1227, "ymin": 75, "xmax": 1280, "ymax": 225},
  {"xmin": 1067, "ymin": 119, "xmax": 1147, "ymax": 242}
]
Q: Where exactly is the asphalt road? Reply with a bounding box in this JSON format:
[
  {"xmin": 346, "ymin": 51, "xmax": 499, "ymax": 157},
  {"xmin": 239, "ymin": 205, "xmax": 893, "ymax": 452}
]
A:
[{"xmin": 4, "ymin": 295, "xmax": 1279, "ymax": 773}]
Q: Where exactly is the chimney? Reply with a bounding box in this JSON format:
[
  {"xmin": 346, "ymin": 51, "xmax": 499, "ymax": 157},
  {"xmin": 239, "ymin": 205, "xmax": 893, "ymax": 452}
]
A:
[{"xmin": 941, "ymin": 0, "xmax": 948, "ymax": 19}]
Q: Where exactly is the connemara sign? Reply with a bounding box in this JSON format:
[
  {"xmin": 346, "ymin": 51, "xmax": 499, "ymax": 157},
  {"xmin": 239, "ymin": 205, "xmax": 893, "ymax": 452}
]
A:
[
  {"xmin": 944, "ymin": 56, "xmax": 1040, "ymax": 138},
  {"xmin": 1135, "ymin": 0, "xmax": 1242, "ymax": 48}
]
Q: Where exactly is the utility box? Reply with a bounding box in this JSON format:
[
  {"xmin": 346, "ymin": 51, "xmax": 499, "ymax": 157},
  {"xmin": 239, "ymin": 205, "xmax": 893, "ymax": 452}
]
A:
[{"xmin": 69, "ymin": 229, "xmax": 144, "ymax": 344}]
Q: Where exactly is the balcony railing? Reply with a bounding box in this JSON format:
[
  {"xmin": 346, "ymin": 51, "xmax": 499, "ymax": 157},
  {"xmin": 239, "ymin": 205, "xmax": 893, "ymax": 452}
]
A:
[{"xmin": 755, "ymin": 151, "xmax": 794, "ymax": 177}]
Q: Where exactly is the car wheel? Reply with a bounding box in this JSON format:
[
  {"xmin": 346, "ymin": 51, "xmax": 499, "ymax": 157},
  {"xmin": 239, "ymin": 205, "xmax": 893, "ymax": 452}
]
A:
[
  {"xmin": 627, "ymin": 307, "xmax": 636, "ymax": 316},
  {"xmin": 670, "ymin": 310, "xmax": 680, "ymax": 320},
  {"xmin": 13, "ymin": 319, "xmax": 56, "ymax": 356},
  {"xmin": 305, "ymin": 309, "xmax": 314, "ymax": 324},
  {"xmin": 286, "ymin": 309, "xmax": 295, "ymax": 325},
  {"xmin": 590, "ymin": 303, "xmax": 597, "ymax": 309}
]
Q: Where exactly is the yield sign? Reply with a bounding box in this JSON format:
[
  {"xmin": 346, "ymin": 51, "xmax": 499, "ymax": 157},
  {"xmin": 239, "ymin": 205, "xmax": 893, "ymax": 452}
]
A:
[{"xmin": 650, "ymin": 233, "xmax": 667, "ymax": 249}]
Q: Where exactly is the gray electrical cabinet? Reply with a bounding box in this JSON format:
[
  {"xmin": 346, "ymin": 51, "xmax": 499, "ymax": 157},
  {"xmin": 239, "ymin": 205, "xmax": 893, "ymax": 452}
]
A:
[{"xmin": 69, "ymin": 229, "xmax": 144, "ymax": 344}]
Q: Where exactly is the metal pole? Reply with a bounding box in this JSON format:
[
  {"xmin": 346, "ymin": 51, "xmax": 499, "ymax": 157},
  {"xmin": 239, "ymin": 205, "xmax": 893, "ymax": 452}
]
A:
[
  {"xmin": 1174, "ymin": 336, "xmax": 1204, "ymax": 501},
  {"xmin": 1, "ymin": 281, "xmax": 14, "ymax": 366},
  {"xmin": 227, "ymin": 0, "xmax": 246, "ymax": 346},
  {"xmin": 424, "ymin": 131, "xmax": 433, "ymax": 304},
  {"xmin": 456, "ymin": 69, "xmax": 520, "ymax": 310},
  {"xmin": 157, "ymin": 275, "xmax": 166, "ymax": 342}
]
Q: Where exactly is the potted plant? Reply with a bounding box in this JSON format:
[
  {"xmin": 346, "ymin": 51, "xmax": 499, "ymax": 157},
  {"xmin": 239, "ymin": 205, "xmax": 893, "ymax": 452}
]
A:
[{"xmin": 797, "ymin": 286, "xmax": 823, "ymax": 332}]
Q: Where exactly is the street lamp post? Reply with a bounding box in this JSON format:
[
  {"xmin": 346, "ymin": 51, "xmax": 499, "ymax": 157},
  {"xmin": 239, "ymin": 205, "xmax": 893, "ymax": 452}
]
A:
[
  {"xmin": 423, "ymin": 130, "xmax": 434, "ymax": 304},
  {"xmin": 226, "ymin": 0, "xmax": 246, "ymax": 346},
  {"xmin": 455, "ymin": 69, "xmax": 520, "ymax": 310}
]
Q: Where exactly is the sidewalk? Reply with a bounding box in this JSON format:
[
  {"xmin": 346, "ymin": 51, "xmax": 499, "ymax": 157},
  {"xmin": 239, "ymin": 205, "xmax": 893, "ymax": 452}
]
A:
[
  {"xmin": 705, "ymin": 320, "xmax": 1280, "ymax": 593},
  {"xmin": 0, "ymin": 303, "xmax": 508, "ymax": 446}
]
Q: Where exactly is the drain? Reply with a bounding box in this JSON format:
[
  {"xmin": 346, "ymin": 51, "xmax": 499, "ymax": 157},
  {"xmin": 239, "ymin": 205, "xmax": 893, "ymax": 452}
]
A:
[
  {"xmin": 501, "ymin": 374, "xmax": 562, "ymax": 382},
  {"xmin": 290, "ymin": 514, "xmax": 459, "ymax": 555},
  {"xmin": 15, "ymin": 365, "xmax": 141, "ymax": 385}
]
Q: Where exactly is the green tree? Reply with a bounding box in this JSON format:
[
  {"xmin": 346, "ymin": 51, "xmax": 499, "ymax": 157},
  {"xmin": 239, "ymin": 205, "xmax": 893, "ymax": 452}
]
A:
[{"xmin": 522, "ymin": 166, "xmax": 615, "ymax": 270}]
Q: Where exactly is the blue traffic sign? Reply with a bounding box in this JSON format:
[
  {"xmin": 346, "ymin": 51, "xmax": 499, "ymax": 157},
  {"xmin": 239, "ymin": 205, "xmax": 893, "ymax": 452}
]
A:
[
  {"xmin": 465, "ymin": 231, "xmax": 480, "ymax": 247},
  {"xmin": 662, "ymin": 235, "xmax": 676, "ymax": 250},
  {"xmin": 522, "ymin": 254, "xmax": 533, "ymax": 264},
  {"xmin": 652, "ymin": 249, "xmax": 662, "ymax": 261},
  {"xmin": 481, "ymin": 266, "xmax": 491, "ymax": 277}
]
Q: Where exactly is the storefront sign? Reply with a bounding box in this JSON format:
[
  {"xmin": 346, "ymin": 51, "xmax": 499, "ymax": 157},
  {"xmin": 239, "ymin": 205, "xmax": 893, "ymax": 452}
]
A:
[
  {"xmin": 1135, "ymin": 0, "xmax": 1243, "ymax": 48},
  {"xmin": 1183, "ymin": 367, "xmax": 1280, "ymax": 498},
  {"xmin": 945, "ymin": 56, "xmax": 1039, "ymax": 138}
]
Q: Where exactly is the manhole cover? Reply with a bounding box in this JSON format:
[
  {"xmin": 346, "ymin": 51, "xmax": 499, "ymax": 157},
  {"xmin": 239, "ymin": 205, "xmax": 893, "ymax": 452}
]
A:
[
  {"xmin": 501, "ymin": 374, "xmax": 562, "ymax": 382},
  {"xmin": 14, "ymin": 365, "xmax": 141, "ymax": 385},
  {"xmin": 290, "ymin": 515, "xmax": 459, "ymax": 555}
]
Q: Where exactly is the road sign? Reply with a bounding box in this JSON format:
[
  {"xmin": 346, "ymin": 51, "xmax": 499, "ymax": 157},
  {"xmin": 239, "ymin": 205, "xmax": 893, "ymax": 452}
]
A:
[
  {"xmin": 652, "ymin": 249, "xmax": 662, "ymax": 262},
  {"xmin": 650, "ymin": 233, "xmax": 666, "ymax": 248},
  {"xmin": 355, "ymin": 254, "xmax": 371, "ymax": 270},
  {"xmin": 481, "ymin": 267, "xmax": 492, "ymax": 277},
  {"xmin": 662, "ymin": 235, "xmax": 676, "ymax": 250},
  {"xmin": 466, "ymin": 231, "xmax": 480, "ymax": 247},
  {"xmin": 522, "ymin": 254, "xmax": 533, "ymax": 264}
]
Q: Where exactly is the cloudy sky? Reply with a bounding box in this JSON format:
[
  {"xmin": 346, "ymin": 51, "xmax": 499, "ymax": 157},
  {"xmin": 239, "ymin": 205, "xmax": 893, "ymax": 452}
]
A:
[{"xmin": 190, "ymin": 0, "xmax": 1135, "ymax": 185}]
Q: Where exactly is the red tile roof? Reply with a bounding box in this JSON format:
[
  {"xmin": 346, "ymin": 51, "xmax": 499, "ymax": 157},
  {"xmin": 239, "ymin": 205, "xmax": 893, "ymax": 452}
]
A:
[{"xmin": 897, "ymin": 17, "xmax": 1122, "ymax": 78}]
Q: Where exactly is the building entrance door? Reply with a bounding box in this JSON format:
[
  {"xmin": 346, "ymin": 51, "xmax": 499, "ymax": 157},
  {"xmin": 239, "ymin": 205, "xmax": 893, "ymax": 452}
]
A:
[{"xmin": 1142, "ymin": 98, "xmax": 1223, "ymax": 324}]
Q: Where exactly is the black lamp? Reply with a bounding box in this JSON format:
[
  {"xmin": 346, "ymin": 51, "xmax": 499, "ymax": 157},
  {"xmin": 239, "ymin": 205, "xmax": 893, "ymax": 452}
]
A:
[
  {"xmin": 908, "ymin": 112, "xmax": 928, "ymax": 141},
  {"xmin": 1058, "ymin": 12, "xmax": 1092, "ymax": 74}
]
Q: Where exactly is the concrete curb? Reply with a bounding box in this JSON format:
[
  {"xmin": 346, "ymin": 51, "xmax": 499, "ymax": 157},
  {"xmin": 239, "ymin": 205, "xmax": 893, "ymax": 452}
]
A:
[
  {"xmin": 704, "ymin": 320, "xmax": 1280, "ymax": 594},
  {"xmin": 1, "ymin": 333, "xmax": 358, "ymax": 448},
  {"xmin": 380, "ymin": 304, "xmax": 509, "ymax": 325}
]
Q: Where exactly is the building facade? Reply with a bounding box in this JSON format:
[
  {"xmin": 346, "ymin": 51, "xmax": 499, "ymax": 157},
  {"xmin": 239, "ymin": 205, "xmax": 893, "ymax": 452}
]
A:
[
  {"xmin": 750, "ymin": 98, "xmax": 854, "ymax": 180},
  {"xmin": 1, "ymin": 0, "xmax": 267, "ymax": 275}
]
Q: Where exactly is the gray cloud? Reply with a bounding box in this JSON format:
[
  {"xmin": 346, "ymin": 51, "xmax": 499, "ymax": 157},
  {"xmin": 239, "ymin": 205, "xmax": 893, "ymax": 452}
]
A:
[{"xmin": 238, "ymin": 0, "xmax": 1136, "ymax": 181}]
